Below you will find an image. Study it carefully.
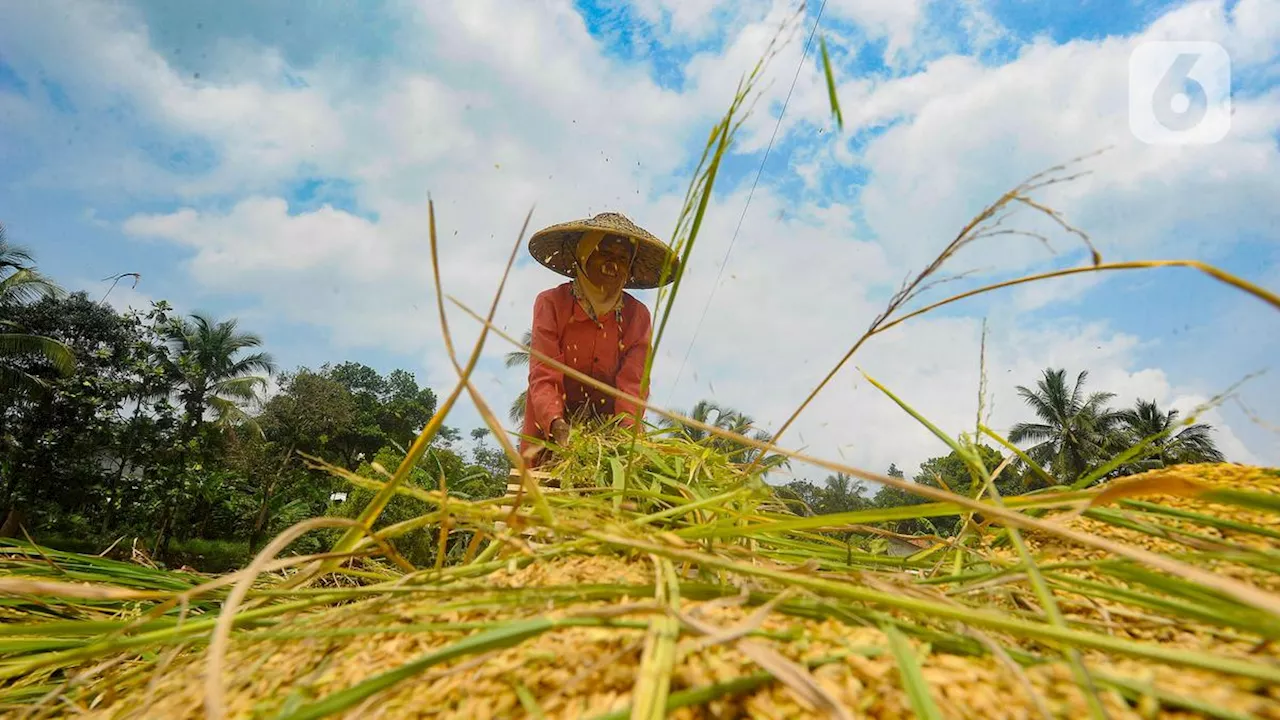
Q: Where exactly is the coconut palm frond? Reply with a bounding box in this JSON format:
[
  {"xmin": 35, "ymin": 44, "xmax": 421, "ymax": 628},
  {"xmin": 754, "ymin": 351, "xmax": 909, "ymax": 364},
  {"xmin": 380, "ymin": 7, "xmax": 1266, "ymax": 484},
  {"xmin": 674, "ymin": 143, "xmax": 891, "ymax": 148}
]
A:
[
  {"xmin": 0, "ymin": 333, "xmax": 75, "ymax": 376},
  {"xmin": 504, "ymin": 331, "xmax": 533, "ymax": 369},
  {"xmin": 0, "ymin": 364, "xmax": 48, "ymax": 395}
]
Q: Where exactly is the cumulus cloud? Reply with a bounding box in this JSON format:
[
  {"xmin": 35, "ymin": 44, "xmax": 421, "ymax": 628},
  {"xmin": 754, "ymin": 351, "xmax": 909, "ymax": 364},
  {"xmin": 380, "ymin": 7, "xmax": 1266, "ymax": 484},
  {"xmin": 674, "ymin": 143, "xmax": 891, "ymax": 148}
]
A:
[
  {"xmin": 843, "ymin": 0, "xmax": 1280, "ymax": 279},
  {"xmin": 1, "ymin": 0, "xmax": 1275, "ymax": 482},
  {"xmin": 627, "ymin": 0, "xmax": 768, "ymax": 41},
  {"xmin": 826, "ymin": 0, "xmax": 932, "ymax": 62}
]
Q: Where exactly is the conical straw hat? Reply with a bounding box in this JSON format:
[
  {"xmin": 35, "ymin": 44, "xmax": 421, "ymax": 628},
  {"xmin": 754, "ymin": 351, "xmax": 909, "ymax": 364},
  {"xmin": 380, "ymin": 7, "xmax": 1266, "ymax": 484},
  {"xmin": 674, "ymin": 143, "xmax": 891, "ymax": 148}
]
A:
[{"xmin": 527, "ymin": 212, "xmax": 679, "ymax": 290}]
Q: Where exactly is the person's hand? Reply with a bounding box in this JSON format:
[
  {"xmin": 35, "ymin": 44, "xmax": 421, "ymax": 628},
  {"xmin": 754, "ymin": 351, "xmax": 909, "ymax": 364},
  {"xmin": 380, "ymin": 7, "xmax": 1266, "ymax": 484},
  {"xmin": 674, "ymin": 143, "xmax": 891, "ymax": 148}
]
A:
[{"xmin": 550, "ymin": 418, "xmax": 570, "ymax": 446}]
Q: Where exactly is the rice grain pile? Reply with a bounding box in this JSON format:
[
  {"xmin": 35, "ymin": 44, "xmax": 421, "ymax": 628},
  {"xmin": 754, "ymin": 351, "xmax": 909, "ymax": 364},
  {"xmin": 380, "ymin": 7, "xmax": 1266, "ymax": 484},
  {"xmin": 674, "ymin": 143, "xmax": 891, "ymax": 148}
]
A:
[{"xmin": 0, "ymin": 442, "xmax": 1277, "ymax": 720}]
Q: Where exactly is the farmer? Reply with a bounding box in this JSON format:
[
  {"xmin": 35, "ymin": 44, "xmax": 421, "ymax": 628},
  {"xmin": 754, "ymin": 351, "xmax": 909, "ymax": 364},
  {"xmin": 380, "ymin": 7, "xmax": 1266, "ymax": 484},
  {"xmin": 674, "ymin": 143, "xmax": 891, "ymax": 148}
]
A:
[{"xmin": 518, "ymin": 212, "xmax": 680, "ymax": 466}]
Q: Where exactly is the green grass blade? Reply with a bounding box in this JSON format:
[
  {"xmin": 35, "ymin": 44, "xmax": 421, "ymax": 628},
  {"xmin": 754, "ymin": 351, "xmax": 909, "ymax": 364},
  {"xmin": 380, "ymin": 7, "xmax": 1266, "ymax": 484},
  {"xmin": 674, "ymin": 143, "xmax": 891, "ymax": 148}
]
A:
[
  {"xmin": 586, "ymin": 532, "xmax": 1280, "ymax": 684},
  {"xmin": 631, "ymin": 614, "xmax": 679, "ymax": 720},
  {"xmin": 513, "ymin": 680, "xmax": 547, "ymax": 720},
  {"xmin": 883, "ymin": 624, "xmax": 942, "ymax": 720},
  {"xmin": 1120, "ymin": 499, "xmax": 1280, "ymax": 540},
  {"xmin": 630, "ymin": 559, "xmax": 681, "ymax": 720},
  {"xmin": 1094, "ymin": 672, "xmax": 1258, "ymax": 720},
  {"xmin": 1071, "ymin": 431, "xmax": 1172, "ymax": 490},
  {"xmin": 610, "ymin": 456, "xmax": 626, "ymax": 514},
  {"xmin": 0, "ymin": 597, "xmax": 321, "ymax": 681},
  {"xmin": 1203, "ymin": 488, "xmax": 1280, "ymax": 513},
  {"xmin": 588, "ymin": 652, "xmax": 862, "ymax": 720},
  {"xmin": 819, "ymin": 34, "xmax": 843, "ymax": 130},
  {"xmin": 1046, "ymin": 573, "xmax": 1280, "ymax": 638}
]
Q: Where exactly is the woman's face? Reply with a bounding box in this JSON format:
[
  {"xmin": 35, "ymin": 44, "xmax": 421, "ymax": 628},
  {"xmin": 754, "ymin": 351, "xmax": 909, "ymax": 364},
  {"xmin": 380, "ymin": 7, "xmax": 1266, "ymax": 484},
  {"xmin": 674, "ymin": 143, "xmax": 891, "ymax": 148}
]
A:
[{"xmin": 581, "ymin": 235, "xmax": 633, "ymax": 292}]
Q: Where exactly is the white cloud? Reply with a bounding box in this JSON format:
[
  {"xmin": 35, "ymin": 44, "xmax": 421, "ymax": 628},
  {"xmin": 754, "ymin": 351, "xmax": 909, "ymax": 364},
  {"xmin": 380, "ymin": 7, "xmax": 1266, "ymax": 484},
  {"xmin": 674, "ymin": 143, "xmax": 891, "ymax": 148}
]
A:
[
  {"xmin": 3, "ymin": 0, "xmax": 1275, "ymax": 482},
  {"xmin": 823, "ymin": 0, "xmax": 1007, "ymax": 67},
  {"xmin": 826, "ymin": 0, "xmax": 931, "ymax": 62},
  {"xmin": 124, "ymin": 200, "xmax": 391, "ymax": 279},
  {"xmin": 1009, "ymin": 273, "xmax": 1105, "ymax": 313},
  {"xmin": 1230, "ymin": 0, "xmax": 1280, "ymax": 65},
  {"xmin": 840, "ymin": 5, "xmax": 1280, "ymax": 284},
  {"xmin": 627, "ymin": 0, "xmax": 765, "ymax": 40}
]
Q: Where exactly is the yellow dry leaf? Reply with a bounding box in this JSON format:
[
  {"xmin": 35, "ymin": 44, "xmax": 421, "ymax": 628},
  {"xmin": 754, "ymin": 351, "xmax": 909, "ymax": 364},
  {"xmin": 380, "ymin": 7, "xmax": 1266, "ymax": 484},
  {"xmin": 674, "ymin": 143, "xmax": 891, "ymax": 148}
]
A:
[{"xmin": 1088, "ymin": 472, "xmax": 1209, "ymax": 508}]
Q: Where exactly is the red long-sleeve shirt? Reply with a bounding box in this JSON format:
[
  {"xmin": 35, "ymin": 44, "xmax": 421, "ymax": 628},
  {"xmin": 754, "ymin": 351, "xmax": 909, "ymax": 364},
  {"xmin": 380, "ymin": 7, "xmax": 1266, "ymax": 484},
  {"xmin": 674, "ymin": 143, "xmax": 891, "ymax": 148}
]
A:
[{"xmin": 519, "ymin": 282, "xmax": 652, "ymax": 463}]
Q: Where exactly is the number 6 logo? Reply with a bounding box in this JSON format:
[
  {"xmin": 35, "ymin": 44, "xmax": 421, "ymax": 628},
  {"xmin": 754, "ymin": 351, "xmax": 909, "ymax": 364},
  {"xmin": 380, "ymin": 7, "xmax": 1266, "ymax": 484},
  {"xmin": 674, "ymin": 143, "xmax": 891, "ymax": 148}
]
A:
[{"xmin": 1129, "ymin": 41, "xmax": 1231, "ymax": 145}]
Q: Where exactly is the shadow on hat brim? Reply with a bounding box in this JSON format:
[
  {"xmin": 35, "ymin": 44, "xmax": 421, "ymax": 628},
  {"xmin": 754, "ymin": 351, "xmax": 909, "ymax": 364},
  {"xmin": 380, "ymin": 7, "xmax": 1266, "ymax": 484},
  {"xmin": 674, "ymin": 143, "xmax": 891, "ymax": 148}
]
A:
[{"xmin": 527, "ymin": 214, "xmax": 680, "ymax": 290}]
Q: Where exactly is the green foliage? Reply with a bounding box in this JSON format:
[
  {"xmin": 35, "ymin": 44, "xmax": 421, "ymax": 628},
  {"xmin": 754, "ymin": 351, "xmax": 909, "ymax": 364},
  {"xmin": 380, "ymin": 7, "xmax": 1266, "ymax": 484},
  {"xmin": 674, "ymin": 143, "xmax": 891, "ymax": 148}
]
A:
[
  {"xmin": 0, "ymin": 241, "xmax": 501, "ymax": 572},
  {"xmin": 783, "ymin": 446, "xmax": 1017, "ymax": 537},
  {"xmin": 506, "ymin": 330, "xmax": 532, "ymax": 424},
  {"xmin": 1010, "ymin": 368, "xmax": 1226, "ymax": 486},
  {"xmin": 240, "ymin": 367, "xmax": 361, "ymax": 550},
  {"xmin": 165, "ymin": 538, "xmax": 253, "ymax": 574},
  {"xmin": 774, "ymin": 480, "xmax": 823, "ymax": 516},
  {"xmin": 0, "ymin": 224, "xmax": 71, "ymax": 394},
  {"xmin": 470, "ymin": 428, "xmax": 513, "ymax": 481},
  {"xmin": 1008, "ymin": 369, "xmax": 1122, "ymax": 485},
  {"xmin": 660, "ymin": 398, "xmax": 790, "ymax": 475},
  {"xmin": 817, "ymin": 474, "xmax": 871, "ymax": 515},
  {"xmin": 325, "ymin": 445, "xmax": 501, "ymax": 566},
  {"xmin": 321, "ymin": 361, "xmax": 441, "ymax": 465},
  {"xmin": 162, "ymin": 311, "xmax": 275, "ymax": 439},
  {"xmin": 1113, "ymin": 398, "xmax": 1227, "ymax": 472},
  {"xmin": 1, "ymin": 291, "xmax": 147, "ymax": 530}
]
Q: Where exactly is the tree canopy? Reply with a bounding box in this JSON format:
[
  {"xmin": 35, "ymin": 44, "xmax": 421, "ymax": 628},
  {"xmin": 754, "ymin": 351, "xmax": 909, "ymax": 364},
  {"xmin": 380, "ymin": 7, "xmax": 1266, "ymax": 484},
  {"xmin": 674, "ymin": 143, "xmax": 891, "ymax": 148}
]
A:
[{"xmin": 0, "ymin": 242, "xmax": 512, "ymax": 569}]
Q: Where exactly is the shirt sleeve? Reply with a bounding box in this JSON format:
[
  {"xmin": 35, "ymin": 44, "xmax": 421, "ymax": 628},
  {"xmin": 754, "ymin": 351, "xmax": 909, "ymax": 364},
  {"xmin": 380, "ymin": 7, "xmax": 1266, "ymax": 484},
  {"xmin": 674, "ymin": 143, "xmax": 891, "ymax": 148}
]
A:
[
  {"xmin": 613, "ymin": 299, "xmax": 652, "ymax": 427},
  {"xmin": 527, "ymin": 290, "xmax": 566, "ymax": 433}
]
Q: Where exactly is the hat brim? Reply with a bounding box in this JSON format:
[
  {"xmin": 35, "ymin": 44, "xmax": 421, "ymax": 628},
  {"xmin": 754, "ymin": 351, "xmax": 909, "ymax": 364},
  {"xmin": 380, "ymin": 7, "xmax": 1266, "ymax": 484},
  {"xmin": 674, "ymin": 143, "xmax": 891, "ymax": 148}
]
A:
[{"xmin": 528, "ymin": 214, "xmax": 680, "ymax": 290}]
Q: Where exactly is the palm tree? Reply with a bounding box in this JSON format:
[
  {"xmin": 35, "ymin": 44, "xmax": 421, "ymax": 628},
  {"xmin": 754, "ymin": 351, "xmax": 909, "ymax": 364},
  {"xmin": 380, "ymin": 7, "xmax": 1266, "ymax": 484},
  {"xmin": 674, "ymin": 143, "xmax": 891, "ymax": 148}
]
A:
[
  {"xmin": 819, "ymin": 473, "xmax": 869, "ymax": 513},
  {"xmin": 662, "ymin": 399, "xmax": 790, "ymax": 475},
  {"xmin": 505, "ymin": 330, "xmax": 532, "ymax": 424},
  {"xmin": 163, "ymin": 312, "xmax": 276, "ymax": 438},
  {"xmin": 0, "ymin": 226, "xmax": 74, "ymax": 393},
  {"xmin": 1117, "ymin": 398, "xmax": 1225, "ymax": 470},
  {"xmin": 715, "ymin": 409, "xmax": 770, "ymax": 461},
  {"xmin": 1008, "ymin": 368, "xmax": 1125, "ymax": 484},
  {"xmin": 508, "ymin": 391, "xmax": 527, "ymax": 425},
  {"xmin": 660, "ymin": 397, "xmax": 721, "ymax": 438},
  {"xmin": 660, "ymin": 399, "xmax": 730, "ymax": 442}
]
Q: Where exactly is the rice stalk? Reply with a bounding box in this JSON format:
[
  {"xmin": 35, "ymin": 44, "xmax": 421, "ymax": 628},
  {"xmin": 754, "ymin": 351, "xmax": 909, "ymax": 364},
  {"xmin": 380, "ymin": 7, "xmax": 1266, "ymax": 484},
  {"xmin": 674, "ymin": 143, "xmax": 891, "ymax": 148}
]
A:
[
  {"xmin": 818, "ymin": 34, "xmax": 843, "ymax": 130},
  {"xmin": 206, "ymin": 516, "xmax": 404, "ymax": 719},
  {"xmin": 628, "ymin": 558, "xmax": 680, "ymax": 720},
  {"xmin": 884, "ymin": 623, "xmax": 943, "ymax": 720},
  {"xmin": 291, "ymin": 198, "xmax": 536, "ymax": 592},
  {"xmin": 864, "ymin": 371, "xmax": 1109, "ymax": 718},
  {"xmin": 580, "ymin": 530, "xmax": 1280, "ymax": 683},
  {"xmin": 451, "ymin": 299, "xmax": 1280, "ymax": 622},
  {"xmin": 427, "ymin": 199, "xmax": 555, "ymax": 533}
]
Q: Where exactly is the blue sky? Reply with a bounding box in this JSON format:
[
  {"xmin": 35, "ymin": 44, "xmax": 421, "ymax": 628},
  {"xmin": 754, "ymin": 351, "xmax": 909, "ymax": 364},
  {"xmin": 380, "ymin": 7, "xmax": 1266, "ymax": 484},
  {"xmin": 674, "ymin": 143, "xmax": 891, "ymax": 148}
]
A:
[{"xmin": 1, "ymin": 0, "xmax": 1277, "ymax": 479}]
